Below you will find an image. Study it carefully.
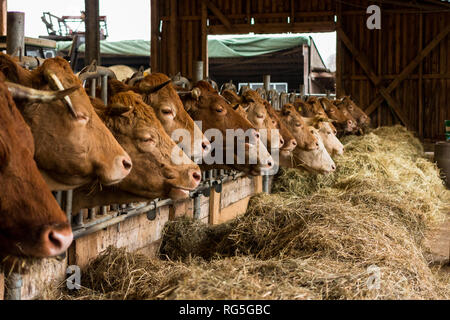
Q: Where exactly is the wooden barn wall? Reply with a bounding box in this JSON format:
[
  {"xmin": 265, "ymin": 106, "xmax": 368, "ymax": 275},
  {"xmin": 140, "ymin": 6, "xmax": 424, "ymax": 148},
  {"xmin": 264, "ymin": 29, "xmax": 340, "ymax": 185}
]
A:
[
  {"xmin": 338, "ymin": 1, "xmax": 450, "ymax": 141},
  {"xmin": 153, "ymin": 0, "xmax": 450, "ymax": 141}
]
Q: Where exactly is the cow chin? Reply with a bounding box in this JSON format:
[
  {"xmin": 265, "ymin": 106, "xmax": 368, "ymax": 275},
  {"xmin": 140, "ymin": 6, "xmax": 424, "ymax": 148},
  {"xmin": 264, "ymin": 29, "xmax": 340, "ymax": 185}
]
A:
[
  {"xmin": 39, "ymin": 169, "xmax": 88, "ymax": 191},
  {"xmin": 168, "ymin": 187, "xmax": 191, "ymax": 200}
]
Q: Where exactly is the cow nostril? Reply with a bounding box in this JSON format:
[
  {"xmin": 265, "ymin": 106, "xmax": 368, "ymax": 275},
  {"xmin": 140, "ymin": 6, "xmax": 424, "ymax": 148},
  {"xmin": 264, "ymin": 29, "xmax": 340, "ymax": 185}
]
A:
[
  {"xmin": 279, "ymin": 138, "xmax": 284, "ymax": 146},
  {"xmin": 192, "ymin": 171, "xmax": 201, "ymax": 182},
  {"xmin": 43, "ymin": 226, "xmax": 73, "ymax": 256},
  {"xmin": 122, "ymin": 159, "xmax": 132, "ymax": 171},
  {"xmin": 202, "ymin": 141, "xmax": 209, "ymax": 150},
  {"xmin": 331, "ymin": 164, "xmax": 336, "ymax": 170},
  {"xmin": 291, "ymin": 140, "xmax": 297, "ymax": 146},
  {"xmin": 267, "ymin": 161, "xmax": 273, "ymax": 167},
  {"xmin": 254, "ymin": 132, "xmax": 260, "ymax": 139},
  {"xmin": 316, "ymin": 142, "xmax": 319, "ymax": 147}
]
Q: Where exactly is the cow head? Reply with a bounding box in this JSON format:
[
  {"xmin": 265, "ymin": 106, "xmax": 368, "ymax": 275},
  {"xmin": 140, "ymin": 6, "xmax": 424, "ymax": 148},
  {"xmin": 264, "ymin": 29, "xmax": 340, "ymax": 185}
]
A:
[
  {"xmin": 336, "ymin": 96, "xmax": 371, "ymax": 130},
  {"xmin": 278, "ymin": 104, "xmax": 319, "ymax": 151},
  {"xmin": 0, "ymin": 81, "xmax": 72, "ymax": 260},
  {"xmin": 180, "ymin": 81, "xmax": 274, "ymax": 176},
  {"xmin": 0, "ymin": 54, "xmax": 132, "ymax": 190},
  {"xmin": 293, "ymin": 126, "xmax": 336, "ymax": 174},
  {"xmin": 263, "ymin": 100, "xmax": 297, "ymax": 158},
  {"xmin": 94, "ymin": 91, "xmax": 202, "ymax": 200},
  {"xmin": 319, "ymin": 97, "xmax": 357, "ymax": 135},
  {"xmin": 124, "ymin": 73, "xmax": 211, "ymax": 162},
  {"xmin": 304, "ymin": 116, "xmax": 344, "ymax": 156}
]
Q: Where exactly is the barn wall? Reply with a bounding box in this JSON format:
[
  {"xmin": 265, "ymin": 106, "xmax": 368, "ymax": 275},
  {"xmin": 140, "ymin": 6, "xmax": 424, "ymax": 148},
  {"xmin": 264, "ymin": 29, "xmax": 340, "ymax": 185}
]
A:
[
  {"xmin": 338, "ymin": 1, "xmax": 450, "ymax": 141},
  {"xmin": 153, "ymin": 0, "xmax": 450, "ymax": 141}
]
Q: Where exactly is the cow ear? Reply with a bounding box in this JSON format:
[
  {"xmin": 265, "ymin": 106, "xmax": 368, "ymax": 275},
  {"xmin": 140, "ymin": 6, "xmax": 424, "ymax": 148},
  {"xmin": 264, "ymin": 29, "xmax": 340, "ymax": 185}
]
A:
[
  {"xmin": 0, "ymin": 53, "xmax": 33, "ymax": 86},
  {"xmin": 107, "ymin": 103, "xmax": 133, "ymax": 116},
  {"xmin": 0, "ymin": 134, "xmax": 10, "ymax": 170},
  {"xmin": 232, "ymin": 104, "xmax": 240, "ymax": 110}
]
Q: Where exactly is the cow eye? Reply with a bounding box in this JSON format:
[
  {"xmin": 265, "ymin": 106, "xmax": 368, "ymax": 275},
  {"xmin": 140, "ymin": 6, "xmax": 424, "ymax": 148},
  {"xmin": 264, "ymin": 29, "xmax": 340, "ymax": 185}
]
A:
[
  {"xmin": 140, "ymin": 136, "xmax": 155, "ymax": 144},
  {"xmin": 327, "ymin": 131, "xmax": 332, "ymax": 135},
  {"xmin": 216, "ymin": 107, "xmax": 224, "ymax": 113},
  {"xmin": 161, "ymin": 108, "xmax": 172, "ymax": 115},
  {"xmin": 310, "ymin": 129, "xmax": 314, "ymax": 134},
  {"xmin": 329, "ymin": 109, "xmax": 335, "ymax": 113},
  {"xmin": 334, "ymin": 130, "xmax": 337, "ymax": 135},
  {"xmin": 76, "ymin": 113, "xmax": 89, "ymax": 124},
  {"xmin": 295, "ymin": 122, "xmax": 302, "ymax": 127}
]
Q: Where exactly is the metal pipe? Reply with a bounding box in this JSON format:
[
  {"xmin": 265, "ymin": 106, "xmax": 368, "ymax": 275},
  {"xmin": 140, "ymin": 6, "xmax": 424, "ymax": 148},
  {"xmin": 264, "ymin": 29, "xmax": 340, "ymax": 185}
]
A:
[
  {"xmin": 193, "ymin": 195, "xmax": 201, "ymax": 220},
  {"xmin": 90, "ymin": 78, "xmax": 96, "ymax": 98},
  {"xmin": 193, "ymin": 61, "xmax": 203, "ymax": 83},
  {"xmin": 262, "ymin": 174, "xmax": 270, "ymax": 194},
  {"xmin": 7, "ymin": 12, "xmax": 25, "ymax": 57},
  {"xmin": 5, "ymin": 273, "xmax": 22, "ymax": 300},
  {"xmin": 65, "ymin": 190, "xmax": 73, "ymax": 224},
  {"xmin": 101, "ymin": 75, "xmax": 108, "ymax": 105}
]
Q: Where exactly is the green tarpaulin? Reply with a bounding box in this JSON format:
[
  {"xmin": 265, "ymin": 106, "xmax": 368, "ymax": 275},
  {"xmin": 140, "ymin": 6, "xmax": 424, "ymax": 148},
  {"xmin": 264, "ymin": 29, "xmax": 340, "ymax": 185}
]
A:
[{"xmin": 56, "ymin": 35, "xmax": 310, "ymax": 58}]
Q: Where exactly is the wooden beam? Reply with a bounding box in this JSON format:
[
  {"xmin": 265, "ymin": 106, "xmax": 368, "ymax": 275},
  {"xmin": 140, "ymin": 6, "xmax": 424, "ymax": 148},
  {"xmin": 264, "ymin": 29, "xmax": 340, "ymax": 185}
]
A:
[
  {"xmin": 0, "ymin": 0, "xmax": 6, "ymax": 36},
  {"xmin": 209, "ymin": 188, "xmax": 221, "ymax": 225},
  {"xmin": 421, "ymin": 0, "xmax": 450, "ymax": 9},
  {"xmin": 365, "ymin": 23, "xmax": 450, "ymax": 115},
  {"xmin": 201, "ymin": 0, "xmax": 233, "ymax": 33},
  {"xmin": 201, "ymin": 2, "xmax": 208, "ymax": 78},
  {"xmin": 209, "ymin": 21, "xmax": 335, "ymax": 35},
  {"xmin": 418, "ymin": 13, "xmax": 424, "ymax": 138},
  {"xmin": 335, "ymin": 0, "xmax": 343, "ymax": 96},
  {"xmin": 84, "ymin": 0, "xmax": 100, "ymax": 65},
  {"xmin": 374, "ymin": 0, "xmax": 443, "ymax": 11},
  {"xmin": 168, "ymin": 0, "xmax": 177, "ymax": 76},
  {"xmin": 150, "ymin": 0, "xmax": 159, "ymax": 72}
]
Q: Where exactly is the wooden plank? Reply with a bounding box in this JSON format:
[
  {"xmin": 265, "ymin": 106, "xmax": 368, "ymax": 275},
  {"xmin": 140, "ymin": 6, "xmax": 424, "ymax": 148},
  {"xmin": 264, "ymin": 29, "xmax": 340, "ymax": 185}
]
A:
[
  {"xmin": 365, "ymin": 23, "xmax": 450, "ymax": 115},
  {"xmin": 217, "ymin": 196, "xmax": 250, "ymax": 224},
  {"xmin": 201, "ymin": 1, "xmax": 208, "ymax": 79},
  {"xmin": 0, "ymin": 272, "xmax": 4, "ymax": 300},
  {"xmin": 335, "ymin": 0, "xmax": 342, "ymax": 96},
  {"xmin": 168, "ymin": 0, "xmax": 178, "ymax": 76},
  {"xmin": 201, "ymin": 0, "xmax": 234, "ymax": 32},
  {"xmin": 209, "ymin": 188, "xmax": 221, "ymax": 225},
  {"xmin": 253, "ymin": 175, "xmax": 263, "ymax": 194},
  {"xmin": 0, "ymin": 0, "xmax": 6, "ymax": 36},
  {"xmin": 418, "ymin": 13, "xmax": 424, "ymax": 138},
  {"xmin": 209, "ymin": 21, "xmax": 335, "ymax": 34},
  {"xmin": 151, "ymin": 0, "xmax": 159, "ymax": 72}
]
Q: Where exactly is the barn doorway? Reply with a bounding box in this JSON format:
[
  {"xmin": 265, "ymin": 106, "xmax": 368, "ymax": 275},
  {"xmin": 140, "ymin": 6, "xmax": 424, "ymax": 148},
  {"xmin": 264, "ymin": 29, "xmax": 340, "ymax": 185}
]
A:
[{"xmin": 208, "ymin": 32, "xmax": 336, "ymax": 95}]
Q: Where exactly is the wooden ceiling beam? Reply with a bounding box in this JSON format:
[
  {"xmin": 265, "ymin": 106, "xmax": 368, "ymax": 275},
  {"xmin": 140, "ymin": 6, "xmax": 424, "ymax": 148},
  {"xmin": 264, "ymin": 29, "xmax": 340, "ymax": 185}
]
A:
[{"xmin": 201, "ymin": 0, "xmax": 233, "ymax": 33}]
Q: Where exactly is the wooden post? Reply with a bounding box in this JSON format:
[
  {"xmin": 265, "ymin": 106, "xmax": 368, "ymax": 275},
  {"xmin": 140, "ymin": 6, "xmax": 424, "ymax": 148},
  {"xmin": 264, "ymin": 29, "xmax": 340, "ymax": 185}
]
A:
[
  {"xmin": 418, "ymin": 13, "xmax": 424, "ymax": 138},
  {"xmin": 168, "ymin": 0, "xmax": 177, "ymax": 76},
  {"xmin": 150, "ymin": 0, "xmax": 159, "ymax": 73},
  {"xmin": 201, "ymin": 1, "xmax": 208, "ymax": 79},
  {"xmin": 335, "ymin": 0, "xmax": 342, "ymax": 96},
  {"xmin": 84, "ymin": 0, "xmax": 100, "ymax": 66},
  {"xmin": 0, "ymin": 272, "xmax": 4, "ymax": 300},
  {"xmin": 209, "ymin": 188, "xmax": 221, "ymax": 225},
  {"xmin": 6, "ymin": 12, "xmax": 24, "ymax": 56},
  {"xmin": 254, "ymin": 176, "xmax": 263, "ymax": 193},
  {"xmin": 0, "ymin": 0, "xmax": 6, "ymax": 36}
]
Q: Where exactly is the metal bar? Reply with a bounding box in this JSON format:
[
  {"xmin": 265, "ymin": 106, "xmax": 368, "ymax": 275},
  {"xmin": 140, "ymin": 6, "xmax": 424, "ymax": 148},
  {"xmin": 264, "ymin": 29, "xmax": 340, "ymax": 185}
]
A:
[
  {"xmin": 5, "ymin": 273, "xmax": 22, "ymax": 300},
  {"xmin": 65, "ymin": 190, "xmax": 73, "ymax": 224},
  {"xmin": 101, "ymin": 75, "xmax": 108, "ymax": 105},
  {"xmin": 262, "ymin": 174, "xmax": 270, "ymax": 193},
  {"xmin": 7, "ymin": 12, "xmax": 25, "ymax": 56},
  {"xmin": 75, "ymin": 210, "xmax": 83, "ymax": 227},
  {"xmin": 193, "ymin": 195, "xmax": 201, "ymax": 220},
  {"xmin": 90, "ymin": 78, "xmax": 96, "ymax": 98}
]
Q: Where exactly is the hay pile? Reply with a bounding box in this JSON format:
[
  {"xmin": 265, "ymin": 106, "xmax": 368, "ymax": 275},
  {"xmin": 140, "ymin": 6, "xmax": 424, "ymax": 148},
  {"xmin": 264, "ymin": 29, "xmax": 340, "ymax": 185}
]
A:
[{"xmin": 46, "ymin": 126, "xmax": 449, "ymax": 300}]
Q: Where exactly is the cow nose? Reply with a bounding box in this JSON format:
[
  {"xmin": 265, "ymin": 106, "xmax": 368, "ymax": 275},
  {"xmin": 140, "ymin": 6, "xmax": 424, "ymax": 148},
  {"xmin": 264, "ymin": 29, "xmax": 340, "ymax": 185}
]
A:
[
  {"xmin": 279, "ymin": 137, "xmax": 284, "ymax": 148},
  {"xmin": 290, "ymin": 139, "xmax": 297, "ymax": 147},
  {"xmin": 41, "ymin": 224, "xmax": 73, "ymax": 257},
  {"xmin": 192, "ymin": 170, "xmax": 201, "ymax": 182},
  {"xmin": 331, "ymin": 164, "xmax": 336, "ymax": 171},
  {"xmin": 122, "ymin": 158, "xmax": 132, "ymax": 171}
]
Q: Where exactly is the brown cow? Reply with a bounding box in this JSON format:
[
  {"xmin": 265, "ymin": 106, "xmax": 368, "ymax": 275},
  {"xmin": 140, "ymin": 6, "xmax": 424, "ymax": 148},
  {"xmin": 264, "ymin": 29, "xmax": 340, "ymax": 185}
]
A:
[
  {"xmin": 0, "ymin": 54, "xmax": 132, "ymax": 190},
  {"xmin": 278, "ymin": 104, "xmax": 336, "ymax": 174},
  {"xmin": 334, "ymin": 96, "xmax": 371, "ymax": 132},
  {"xmin": 303, "ymin": 116, "xmax": 344, "ymax": 156},
  {"xmin": 222, "ymin": 89, "xmax": 284, "ymax": 152},
  {"xmin": 179, "ymin": 81, "xmax": 274, "ymax": 176},
  {"xmin": 0, "ymin": 80, "xmax": 72, "ymax": 260},
  {"xmin": 72, "ymin": 91, "xmax": 202, "ymax": 212},
  {"xmin": 278, "ymin": 104, "xmax": 319, "ymax": 151},
  {"xmin": 124, "ymin": 73, "xmax": 211, "ymax": 161},
  {"xmin": 319, "ymin": 97, "xmax": 357, "ymax": 135}
]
